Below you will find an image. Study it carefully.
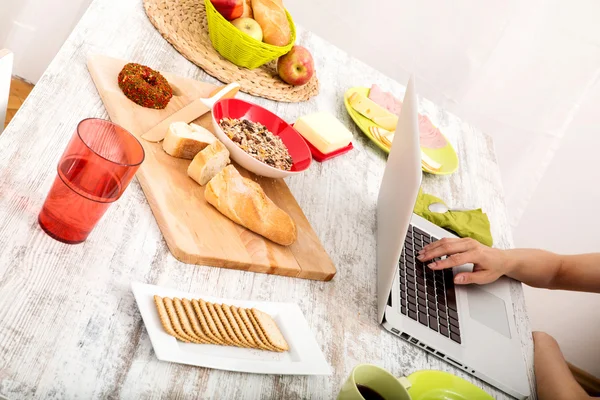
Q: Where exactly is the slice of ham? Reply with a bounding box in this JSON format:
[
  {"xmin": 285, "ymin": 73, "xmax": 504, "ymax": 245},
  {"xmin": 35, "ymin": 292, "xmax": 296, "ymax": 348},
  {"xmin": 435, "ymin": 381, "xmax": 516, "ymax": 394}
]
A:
[
  {"xmin": 419, "ymin": 115, "xmax": 447, "ymax": 149},
  {"xmin": 368, "ymin": 84, "xmax": 447, "ymax": 149},
  {"xmin": 368, "ymin": 84, "xmax": 402, "ymax": 115}
]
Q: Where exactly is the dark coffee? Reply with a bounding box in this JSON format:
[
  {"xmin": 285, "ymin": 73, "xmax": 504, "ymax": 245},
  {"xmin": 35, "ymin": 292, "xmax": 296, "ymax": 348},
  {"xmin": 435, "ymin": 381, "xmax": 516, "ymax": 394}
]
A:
[{"xmin": 356, "ymin": 384, "xmax": 385, "ymax": 400}]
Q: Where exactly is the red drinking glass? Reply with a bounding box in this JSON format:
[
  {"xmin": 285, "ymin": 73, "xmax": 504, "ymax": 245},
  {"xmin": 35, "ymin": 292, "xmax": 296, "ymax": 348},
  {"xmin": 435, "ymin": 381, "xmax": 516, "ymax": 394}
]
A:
[{"xmin": 38, "ymin": 118, "xmax": 145, "ymax": 244}]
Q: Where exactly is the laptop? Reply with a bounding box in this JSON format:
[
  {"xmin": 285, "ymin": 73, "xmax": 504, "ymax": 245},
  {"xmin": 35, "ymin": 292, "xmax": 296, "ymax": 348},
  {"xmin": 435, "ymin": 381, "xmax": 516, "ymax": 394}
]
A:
[{"xmin": 377, "ymin": 77, "xmax": 530, "ymax": 399}]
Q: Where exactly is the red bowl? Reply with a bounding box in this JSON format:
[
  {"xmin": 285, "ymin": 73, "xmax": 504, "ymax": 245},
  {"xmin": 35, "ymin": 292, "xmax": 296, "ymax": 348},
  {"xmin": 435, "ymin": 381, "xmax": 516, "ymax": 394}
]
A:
[{"xmin": 211, "ymin": 98, "xmax": 312, "ymax": 178}]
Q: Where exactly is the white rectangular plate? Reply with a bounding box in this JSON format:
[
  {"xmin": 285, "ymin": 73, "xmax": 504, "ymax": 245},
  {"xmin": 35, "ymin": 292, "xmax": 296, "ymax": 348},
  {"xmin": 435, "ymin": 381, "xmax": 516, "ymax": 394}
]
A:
[{"xmin": 131, "ymin": 282, "xmax": 331, "ymax": 375}]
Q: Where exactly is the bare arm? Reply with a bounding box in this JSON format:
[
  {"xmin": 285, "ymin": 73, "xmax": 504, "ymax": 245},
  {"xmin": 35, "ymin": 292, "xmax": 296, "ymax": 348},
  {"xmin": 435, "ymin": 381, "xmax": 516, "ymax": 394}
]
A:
[
  {"xmin": 504, "ymin": 249, "xmax": 600, "ymax": 292},
  {"xmin": 533, "ymin": 331, "xmax": 592, "ymax": 400},
  {"xmin": 418, "ymin": 238, "xmax": 600, "ymax": 293}
]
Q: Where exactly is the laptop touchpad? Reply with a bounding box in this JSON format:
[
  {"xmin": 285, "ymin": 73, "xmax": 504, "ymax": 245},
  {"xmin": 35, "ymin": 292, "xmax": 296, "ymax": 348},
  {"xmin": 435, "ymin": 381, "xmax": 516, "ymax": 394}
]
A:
[{"xmin": 467, "ymin": 286, "xmax": 511, "ymax": 339}]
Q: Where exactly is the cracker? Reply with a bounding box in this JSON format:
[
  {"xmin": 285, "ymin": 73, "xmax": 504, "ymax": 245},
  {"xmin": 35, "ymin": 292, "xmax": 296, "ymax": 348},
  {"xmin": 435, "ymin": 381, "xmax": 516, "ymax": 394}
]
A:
[
  {"xmin": 162, "ymin": 297, "xmax": 202, "ymax": 343},
  {"xmin": 192, "ymin": 299, "xmax": 226, "ymax": 345},
  {"xmin": 207, "ymin": 302, "xmax": 238, "ymax": 346},
  {"xmin": 154, "ymin": 295, "xmax": 190, "ymax": 342},
  {"xmin": 173, "ymin": 298, "xmax": 210, "ymax": 344},
  {"xmin": 217, "ymin": 304, "xmax": 250, "ymax": 347},
  {"xmin": 238, "ymin": 307, "xmax": 279, "ymax": 351},
  {"xmin": 198, "ymin": 299, "xmax": 234, "ymax": 346},
  {"xmin": 182, "ymin": 298, "xmax": 219, "ymax": 345},
  {"xmin": 222, "ymin": 304, "xmax": 253, "ymax": 347},
  {"xmin": 230, "ymin": 306, "xmax": 258, "ymax": 348},
  {"xmin": 214, "ymin": 304, "xmax": 246, "ymax": 347},
  {"xmin": 250, "ymin": 308, "xmax": 289, "ymax": 351}
]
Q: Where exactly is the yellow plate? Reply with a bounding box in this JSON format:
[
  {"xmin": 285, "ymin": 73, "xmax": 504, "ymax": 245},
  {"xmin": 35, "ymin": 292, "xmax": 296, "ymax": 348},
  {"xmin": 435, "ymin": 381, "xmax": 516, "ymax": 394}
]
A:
[
  {"xmin": 407, "ymin": 370, "xmax": 494, "ymax": 400},
  {"xmin": 343, "ymin": 87, "xmax": 459, "ymax": 175}
]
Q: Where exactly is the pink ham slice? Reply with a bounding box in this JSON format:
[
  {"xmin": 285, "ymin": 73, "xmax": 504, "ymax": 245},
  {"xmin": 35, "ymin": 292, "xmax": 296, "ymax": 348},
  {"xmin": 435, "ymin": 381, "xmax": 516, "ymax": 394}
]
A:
[
  {"xmin": 368, "ymin": 84, "xmax": 402, "ymax": 115},
  {"xmin": 368, "ymin": 84, "xmax": 447, "ymax": 149},
  {"xmin": 419, "ymin": 115, "xmax": 447, "ymax": 149}
]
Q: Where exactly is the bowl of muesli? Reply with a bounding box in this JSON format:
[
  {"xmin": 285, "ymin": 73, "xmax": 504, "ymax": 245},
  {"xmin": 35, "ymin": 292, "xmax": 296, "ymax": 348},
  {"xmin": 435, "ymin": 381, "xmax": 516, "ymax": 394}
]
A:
[{"xmin": 211, "ymin": 98, "xmax": 312, "ymax": 178}]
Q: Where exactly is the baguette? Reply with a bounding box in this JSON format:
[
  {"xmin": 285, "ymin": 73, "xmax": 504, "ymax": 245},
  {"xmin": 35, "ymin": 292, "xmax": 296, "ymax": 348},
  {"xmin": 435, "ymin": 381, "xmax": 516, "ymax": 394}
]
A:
[
  {"xmin": 163, "ymin": 122, "xmax": 216, "ymax": 159},
  {"xmin": 205, "ymin": 165, "xmax": 296, "ymax": 245},
  {"xmin": 251, "ymin": 0, "xmax": 291, "ymax": 46},
  {"xmin": 241, "ymin": 0, "xmax": 253, "ymax": 18},
  {"xmin": 187, "ymin": 140, "xmax": 230, "ymax": 186}
]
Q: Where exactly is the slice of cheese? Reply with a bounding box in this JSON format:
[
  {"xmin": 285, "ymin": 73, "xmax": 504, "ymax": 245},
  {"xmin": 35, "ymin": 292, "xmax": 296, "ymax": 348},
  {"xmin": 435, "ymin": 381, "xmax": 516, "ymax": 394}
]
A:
[
  {"xmin": 381, "ymin": 134, "xmax": 394, "ymax": 147},
  {"xmin": 421, "ymin": 151, "xmax": 442, "ymax": 171},
  {"xmin": 369, "ymin": 126, "xmax": 394, "ymax": 148},
  {"xmin": 348, "ymin": 92, "xmax": 398, "ymax": 131},
  {"xmin": 372, "ymin": 115, "xmax": 398, "ymax": 131},
  {"xmin": 371, "ymin": 124, "xmax": 442, "ymax": 170},
  {"xmin": 294, "ymin": 112, "xmax": 353, "ymax": 154}
]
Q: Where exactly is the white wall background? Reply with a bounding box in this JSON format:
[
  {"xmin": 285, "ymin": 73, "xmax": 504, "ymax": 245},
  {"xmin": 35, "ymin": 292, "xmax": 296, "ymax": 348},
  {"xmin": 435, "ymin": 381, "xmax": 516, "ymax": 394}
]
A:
[
  {"xmin": 285, "ymin": 0, "xmax": 600, "ymax": 377},
  {"xmin": 285, "ymin": 0, "xmax": 600, "ymax": 229},
  {"xmin": 515, "ymin": 83, "xmax": 600, "ymax": 377},
  {"xmin": 0, "ymin": 0, "xmax": 93, "ymax": 82},
  {"xmin": 2, "ymin": 0, "xmax": 599, "ymax": 377}
]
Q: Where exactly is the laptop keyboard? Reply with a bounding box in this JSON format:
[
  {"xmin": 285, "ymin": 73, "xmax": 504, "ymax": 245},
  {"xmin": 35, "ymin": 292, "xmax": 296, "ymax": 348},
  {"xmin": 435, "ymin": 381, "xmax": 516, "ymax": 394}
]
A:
[{"xmin": 399, "ymin": 225, "xmax": 462, "ymax": 344}]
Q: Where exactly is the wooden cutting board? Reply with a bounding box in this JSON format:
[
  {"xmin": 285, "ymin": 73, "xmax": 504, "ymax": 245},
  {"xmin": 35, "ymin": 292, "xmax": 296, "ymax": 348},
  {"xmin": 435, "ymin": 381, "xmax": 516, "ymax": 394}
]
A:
[{"xmin": 87, "ymin": 54, "xmax": 336, "ymax": 281}]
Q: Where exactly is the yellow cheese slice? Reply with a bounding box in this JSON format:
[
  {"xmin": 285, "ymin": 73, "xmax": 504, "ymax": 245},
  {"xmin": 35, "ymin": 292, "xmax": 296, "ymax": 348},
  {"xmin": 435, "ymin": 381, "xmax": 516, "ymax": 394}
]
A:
[
  {"xmin": 370, "ymin": 125, "xmax": 442, "ymax": 170},
  {"xmin": 421, "ymin": 151, "xmax": 442, "ymax": 171},
  {"xmin": 371, "ymin": 116, "xmax": 398, "ymax": 131},
  {"xmin": 348, "ymin": 92, "xmax": 398, "ymax": 131},
  {"xmin": 382, "ymin": 134, "xmax": 394, "ymax": 147}
]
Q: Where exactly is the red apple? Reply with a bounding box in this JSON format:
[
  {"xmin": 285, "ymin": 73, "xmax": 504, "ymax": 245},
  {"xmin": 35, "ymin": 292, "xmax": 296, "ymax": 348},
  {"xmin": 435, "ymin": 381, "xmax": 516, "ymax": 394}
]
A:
[
  {"xmin": 231, "ymin": 17, "xmax": 263, "ymax": 41},
  {"xmin": 277, "ymin": 46, "xmax": 315, "ymax": 86},
  {"xmin": 211, "ymin": 0, "xmax": 243, "ymax": 21}
]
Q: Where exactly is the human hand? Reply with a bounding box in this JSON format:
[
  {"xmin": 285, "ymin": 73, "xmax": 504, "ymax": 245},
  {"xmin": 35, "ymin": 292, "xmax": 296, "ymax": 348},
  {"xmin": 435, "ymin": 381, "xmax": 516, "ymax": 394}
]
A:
[{"xmin": 417, "ymin": 237, "xmax": 510, "ymax": 285}]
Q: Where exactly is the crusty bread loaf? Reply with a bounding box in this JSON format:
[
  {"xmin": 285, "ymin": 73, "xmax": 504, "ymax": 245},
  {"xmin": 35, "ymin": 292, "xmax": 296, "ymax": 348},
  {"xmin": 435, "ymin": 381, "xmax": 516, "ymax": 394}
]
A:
[
  {"xmin": 241, "ymin": 0, "xmax": 253, "ymax": 18},
  {"xmin": 251, "ymin": 0, "xmax": 291, "ymax": 46},
  {"xmin": 204, "ymin": 165, "xmax": 296, "ymax": 245},
  {"xmin": 163, "ymin": 122, "xmax": 216, "ymax": 159},
  {"xmin": 187, "ymin": 140, "xmax": 230, "ymax": 186}
]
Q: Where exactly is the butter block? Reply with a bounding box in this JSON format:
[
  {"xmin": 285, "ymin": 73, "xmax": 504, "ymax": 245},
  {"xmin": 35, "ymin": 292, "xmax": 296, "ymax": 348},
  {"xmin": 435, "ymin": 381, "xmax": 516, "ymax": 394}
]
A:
[
  {"xmin": 294, "ymin": 112, "xmax": 353, "ymax": 154},
  {"xmin": 348, "ymin": 92, "xmax": 399, "ymax": 131}
]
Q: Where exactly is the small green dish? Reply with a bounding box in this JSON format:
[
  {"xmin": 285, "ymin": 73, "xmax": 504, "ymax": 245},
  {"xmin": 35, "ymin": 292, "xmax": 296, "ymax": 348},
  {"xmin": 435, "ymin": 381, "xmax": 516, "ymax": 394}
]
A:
[
  {"xmin": 406, "ymin": 370, "xmax": 494, "ymax": 400},
  {"xmin": 343, "ymin": 87, "xmax": 459, "ymax": 175}
]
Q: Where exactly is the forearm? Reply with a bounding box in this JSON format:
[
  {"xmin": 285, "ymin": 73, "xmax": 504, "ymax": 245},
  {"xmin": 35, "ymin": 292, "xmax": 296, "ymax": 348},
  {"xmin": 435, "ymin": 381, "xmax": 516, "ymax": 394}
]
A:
[
  {"xmin": 504, "ymin": 249, "xmax": 600, "ymax": 292},
  {"xmin": 503, "ymin": 249, "xmax": 563, "ymax": 288},
  {"xmin": 554, "ymin": 253, "xmax": 600, "ymax": 293}
]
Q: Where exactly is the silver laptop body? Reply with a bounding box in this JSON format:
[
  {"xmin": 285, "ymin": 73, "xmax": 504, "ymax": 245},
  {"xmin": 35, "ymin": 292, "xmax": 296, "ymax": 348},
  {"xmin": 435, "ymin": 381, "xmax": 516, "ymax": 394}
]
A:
[{"xmin": 377, "ymin": 77, "xmax": 530, "ymax": 399}]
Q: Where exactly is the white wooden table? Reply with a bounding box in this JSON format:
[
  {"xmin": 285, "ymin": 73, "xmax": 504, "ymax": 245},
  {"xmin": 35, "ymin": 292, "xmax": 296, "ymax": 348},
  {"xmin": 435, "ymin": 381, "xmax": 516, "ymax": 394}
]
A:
[{"xmin": 0, "ymin": 0, "xmax": 536, "ymax": 398}]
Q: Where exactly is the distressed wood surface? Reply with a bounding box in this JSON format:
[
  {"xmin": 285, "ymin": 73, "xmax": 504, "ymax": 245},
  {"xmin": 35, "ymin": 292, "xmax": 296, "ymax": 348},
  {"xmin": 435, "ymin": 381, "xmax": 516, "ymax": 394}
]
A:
[{"xmin": 0, "ymin": 0, "xmax": 536, "ymax": 398}]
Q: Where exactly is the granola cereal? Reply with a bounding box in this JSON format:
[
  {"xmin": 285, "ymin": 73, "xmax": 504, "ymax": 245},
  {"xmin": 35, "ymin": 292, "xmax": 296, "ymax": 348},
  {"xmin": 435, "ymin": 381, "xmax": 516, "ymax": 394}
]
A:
[{"xmin": 219, "ymin": 118, "xmax": 293, "ymax": 171}]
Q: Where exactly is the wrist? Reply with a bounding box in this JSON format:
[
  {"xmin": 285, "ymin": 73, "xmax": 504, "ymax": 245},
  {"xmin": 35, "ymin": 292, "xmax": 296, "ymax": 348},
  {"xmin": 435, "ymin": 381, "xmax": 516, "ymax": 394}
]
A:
[{"xmin": 500, "ymin": 249, "xmax": 520, "ymax": 277}]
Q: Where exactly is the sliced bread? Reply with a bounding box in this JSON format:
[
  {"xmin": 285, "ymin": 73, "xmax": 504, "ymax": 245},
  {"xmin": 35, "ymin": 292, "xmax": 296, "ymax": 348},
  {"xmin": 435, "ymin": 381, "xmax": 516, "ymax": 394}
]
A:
[
  {"xmin": 187, "ymin": 140, "xmax": 230, "ymax": 186},
  {"xmin": 163, "ymin": 122, "xmax": 216, "ymax": 159}
]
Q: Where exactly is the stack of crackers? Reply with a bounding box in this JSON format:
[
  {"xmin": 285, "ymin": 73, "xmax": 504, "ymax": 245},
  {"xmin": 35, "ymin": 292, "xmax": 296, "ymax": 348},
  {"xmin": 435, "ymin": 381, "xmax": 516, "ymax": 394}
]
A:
[{"xmin": 154, "ymin": 295, "xmax": 289, "ymax": 352}]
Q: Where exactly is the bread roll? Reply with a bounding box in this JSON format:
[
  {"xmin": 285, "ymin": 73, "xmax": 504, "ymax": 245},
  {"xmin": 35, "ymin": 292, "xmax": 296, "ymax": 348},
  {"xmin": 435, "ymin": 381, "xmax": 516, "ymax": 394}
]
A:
[
  {"xmin": 163, "ymin": 122, "xmax": 216, "ymax": 159},
  {"xmin": 187, "ymin": 140, "xmax": 230, "ymax": 186},
  {"xmin": 251, "ymin": 0, "xmax": 291, "ymax": 46},
  {"xmin": 205, "ymin": 165, "xmax": 296, "ymax": 245},
  {"xmin": 241, "ymin": 0, "xmax": 253, "ymax": 18}
]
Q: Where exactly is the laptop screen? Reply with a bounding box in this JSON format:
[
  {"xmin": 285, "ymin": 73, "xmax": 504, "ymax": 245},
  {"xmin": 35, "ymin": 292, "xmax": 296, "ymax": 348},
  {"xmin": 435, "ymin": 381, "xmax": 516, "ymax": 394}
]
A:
[{"xmin": 376, "ymin": 77, "xmax": 422, "ymax": 323}]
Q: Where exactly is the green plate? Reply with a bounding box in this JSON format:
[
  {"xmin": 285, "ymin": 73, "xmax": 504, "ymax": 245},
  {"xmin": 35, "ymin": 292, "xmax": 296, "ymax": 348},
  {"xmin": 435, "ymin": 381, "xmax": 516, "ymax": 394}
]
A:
[
  {"xmin": 343, "ymin": 87, "xmax": 459, "ymax": 175},
  {"xmin": 406, "ymin": 370, "xmax": 494, "ymax": 400}
]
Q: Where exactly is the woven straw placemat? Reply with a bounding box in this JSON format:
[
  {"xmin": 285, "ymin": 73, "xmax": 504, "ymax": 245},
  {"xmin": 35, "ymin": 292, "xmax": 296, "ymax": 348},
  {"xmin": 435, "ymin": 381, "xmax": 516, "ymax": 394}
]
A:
[{"xmin": 143, "ymin": 0, "xmax": 319, "ymax": 102}]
